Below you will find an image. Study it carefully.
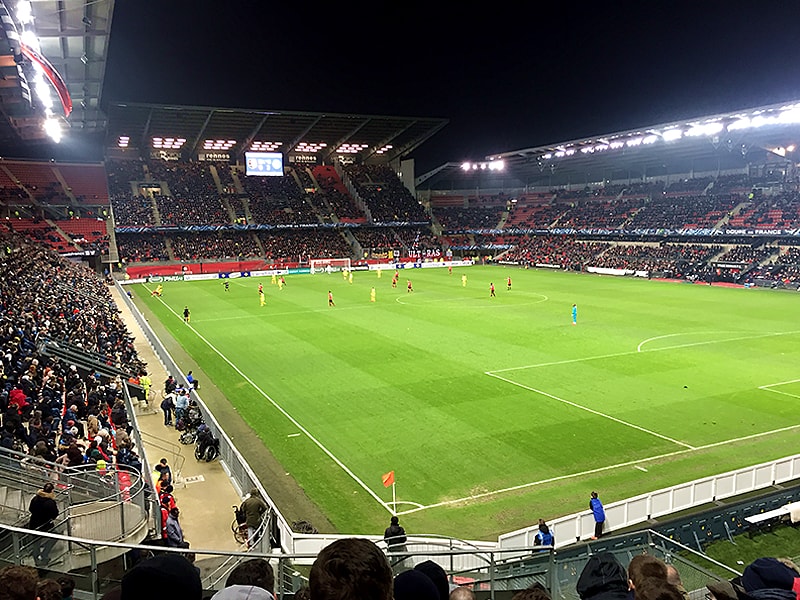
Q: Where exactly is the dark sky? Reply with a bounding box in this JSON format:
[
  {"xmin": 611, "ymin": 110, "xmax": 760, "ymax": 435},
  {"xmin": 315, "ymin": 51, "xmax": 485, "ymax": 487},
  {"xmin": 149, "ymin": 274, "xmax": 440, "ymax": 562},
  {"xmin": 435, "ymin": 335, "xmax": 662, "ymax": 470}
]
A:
[{"xmin": 103, "ymin": 1, "xmax": 800, "ymax": 174}]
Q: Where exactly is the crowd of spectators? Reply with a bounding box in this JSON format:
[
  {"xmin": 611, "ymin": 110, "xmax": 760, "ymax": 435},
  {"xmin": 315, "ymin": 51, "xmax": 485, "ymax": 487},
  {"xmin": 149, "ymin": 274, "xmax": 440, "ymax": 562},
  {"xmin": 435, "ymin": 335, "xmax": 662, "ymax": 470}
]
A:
[
  {"xmin": 258, "ymin": 229, "xmax": 351, "ymax": 263},
  {"xmin": 0, "ymin": 230, "xmax": 150, "ymax": 561},
  {"xmin": 346, "ymin": 164, "xmax": 429, "ymax": 223},
  {"xmin": 111, "ymin": 194, "xmax": 156, "ymax": 227},
  {"xmin": 592, "ymin": 243, "xmax": 722, "ymax": 272},
  {"xmin": 503, "ymin": 235, "xmax": 607, "ymax": 268},
  {"xmin": 352, "ymin": 228, "xmax": 398, "ymax": 250},
  {"xmin": 117, "ymin": 233, "xmax": 170, "ymax": 262},
  {"xmin": 434, "ymin": 206, "xmax": 504, "ymax": 230},
  {"xmin": 625, "ymin": 195, "xmax": 738, "ymax": 230},
  {"xmin": 558, "ymin": 199, "xmax": 646, "ymax": 229},
  {"xmin": 106, "ymin": 159, "xmax": 145, "ymax": 197},
  {"xmin": 732, "ymin": 191, "xmax": 800, "ymax": 230},
  {"xmin": 170, "ymin": 232, "xmax": 262, "ymax": 261},
  {"xmin": 154, "ymin": 193, "xmax": 229, "ymax": 227},
  {"xmin": 715, "ymin": 244, "xmax": 778, "ymax": 266}
]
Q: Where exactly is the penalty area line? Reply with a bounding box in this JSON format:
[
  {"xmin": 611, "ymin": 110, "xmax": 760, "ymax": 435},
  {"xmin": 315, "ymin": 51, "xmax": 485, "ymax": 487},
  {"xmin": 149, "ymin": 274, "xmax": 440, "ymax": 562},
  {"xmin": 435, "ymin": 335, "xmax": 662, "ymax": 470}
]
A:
[
  {"xmin": 149, "ymin": 291, "xmax": 395, "ymax": 514},
  {"xmin": 485, "ymin": 372, "xmax": 696, "ymax": 450}
]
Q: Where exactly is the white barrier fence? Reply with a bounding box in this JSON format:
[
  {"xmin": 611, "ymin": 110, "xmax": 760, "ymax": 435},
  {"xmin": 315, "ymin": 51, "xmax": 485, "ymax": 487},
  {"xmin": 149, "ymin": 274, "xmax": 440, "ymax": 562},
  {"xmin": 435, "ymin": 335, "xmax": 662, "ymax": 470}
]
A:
[{"xmin": 499, "ymin": 453, "xmax": 800, "ymax": 548}]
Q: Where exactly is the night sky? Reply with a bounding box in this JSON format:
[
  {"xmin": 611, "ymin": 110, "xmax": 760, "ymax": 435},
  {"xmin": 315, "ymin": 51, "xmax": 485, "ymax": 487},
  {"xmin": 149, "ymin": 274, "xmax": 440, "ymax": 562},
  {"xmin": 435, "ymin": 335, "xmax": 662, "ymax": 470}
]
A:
[{"xmin": 103, "ymin": 1, "xmax": 800, "ymax": 174}]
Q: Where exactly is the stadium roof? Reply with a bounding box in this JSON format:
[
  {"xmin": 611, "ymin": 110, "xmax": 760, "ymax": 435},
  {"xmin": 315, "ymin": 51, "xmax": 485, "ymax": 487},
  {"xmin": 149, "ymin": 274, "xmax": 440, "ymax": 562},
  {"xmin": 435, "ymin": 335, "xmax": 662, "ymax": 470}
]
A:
[
  {"xmin": 31, "ymin": 0, "xmax": 113, "ymax": 133},
  {"xmin": 0, "ymin": 0, "xmax": 113, "ymax": 148},
  {"xmin": 105, "ymin": 102, "xmax": 449, "ymax": 164},
  {"xmin": 416, "ymin": 100, "xmax": 800, "ymax": 191}
]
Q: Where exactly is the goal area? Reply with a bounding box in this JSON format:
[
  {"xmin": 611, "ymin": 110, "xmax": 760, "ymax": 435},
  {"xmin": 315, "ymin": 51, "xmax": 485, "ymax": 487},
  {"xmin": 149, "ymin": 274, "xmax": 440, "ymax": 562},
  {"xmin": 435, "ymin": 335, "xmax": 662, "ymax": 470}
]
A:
[{"xmin": 309, "ymin": 257, "xmax": 351, "ymax": 273}]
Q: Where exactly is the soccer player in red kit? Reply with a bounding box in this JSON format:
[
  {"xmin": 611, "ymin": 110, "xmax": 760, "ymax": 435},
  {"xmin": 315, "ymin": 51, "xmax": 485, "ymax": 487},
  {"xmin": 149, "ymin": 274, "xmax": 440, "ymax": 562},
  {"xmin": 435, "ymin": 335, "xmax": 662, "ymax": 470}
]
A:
[
  {"xmin": 490, "ymin": 283, "xmax": 496, "ymax": 297},
  {"xmin": 507, "ymin": 276, "xmax": 512, "ymax": 291}
]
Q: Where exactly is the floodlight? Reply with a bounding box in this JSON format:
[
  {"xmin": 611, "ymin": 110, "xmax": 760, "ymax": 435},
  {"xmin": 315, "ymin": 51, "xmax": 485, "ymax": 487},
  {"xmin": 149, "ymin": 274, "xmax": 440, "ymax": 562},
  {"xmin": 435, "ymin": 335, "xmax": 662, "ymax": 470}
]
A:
[
  {"xmin": 543, "ymin": 153, "xmax": 552, "ymax": 159},
  {"xmin": 43, "ymin": 116, "xmax": 61, "ymax": 143},
  {"xmin": 778, "ymin": 108, "xmax": 800, "ymax": 124},
  {"xmin": 627, "ymin": 137, "xmax": 642, "ymax": 147},
  {"xmin": 727, "ymin": 118, "xmax": 750, "ymax": 131},
  {"xmin": 642, "ymin": 135, "xmax": 658, "ymax": 145},
  {"xmin": 662, "ymin": 129, "xmax": 682, "ymax": 141},
  {"xmin": 461, "ymin": 162, "xmax": 470, "ymax": 171},
  {"xmin": 16, "ymin": 1, "xmax": 33, "ymax": 24},
  {"xmin": 20, "ymin": 29, "xmax": 39, "ymax": 50},
  {"xmin": 787, "ymin": 145, "xmax": 796, "ymax": 152}
]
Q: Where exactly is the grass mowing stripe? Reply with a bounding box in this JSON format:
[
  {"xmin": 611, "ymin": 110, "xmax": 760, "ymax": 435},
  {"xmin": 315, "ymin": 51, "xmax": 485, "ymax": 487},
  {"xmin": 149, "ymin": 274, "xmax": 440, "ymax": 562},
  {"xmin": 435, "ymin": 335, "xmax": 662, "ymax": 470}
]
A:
[
  {"xmin": 144, "ymin": 283, "xmax": 393, "ymax": 513},
  {"xmin": 485, "ymin": 372, "xmax": 696, "ymax": 449}
]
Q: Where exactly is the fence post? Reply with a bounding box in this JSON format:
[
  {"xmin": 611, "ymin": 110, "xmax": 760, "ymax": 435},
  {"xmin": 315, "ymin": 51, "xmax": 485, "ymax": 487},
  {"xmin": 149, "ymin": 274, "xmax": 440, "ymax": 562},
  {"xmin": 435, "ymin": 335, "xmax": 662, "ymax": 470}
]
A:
[
  {"xmin": 489, "ymin": 550, "xmax": 496, "ymax": 600},
  {"xmin": 90, "ymin": 545, "xmax": 99, "ymax": 600}
]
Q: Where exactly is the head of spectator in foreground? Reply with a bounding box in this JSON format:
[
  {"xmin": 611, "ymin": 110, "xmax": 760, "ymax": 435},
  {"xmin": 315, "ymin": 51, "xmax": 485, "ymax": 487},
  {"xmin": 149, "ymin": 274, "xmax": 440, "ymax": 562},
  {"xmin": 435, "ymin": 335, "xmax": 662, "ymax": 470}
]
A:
[
  {"xmin": 309, "ymin": 538, "xmax": 392, "ymax": 600},
  {"xmin": 628, "ymin": 554, "xmax": 668, "ymax": 591},
  {"xmin": 415, "ymin": 560, "xmax": 450, "ymax": 600},
  {"xmin": 633, "ymin": 578, "xmax": 685, "ymax": 600},
  {"xmin": 225, "ymin": 558, "xmax": 274, "ymax": 594},
  {"xmin": 36, "ymin": 579, "xmax": 62, "ymax": 600},
  {"xmin": 576, "ymin": 552, "xmax": 628, "ymax": 600},
  {"xmin": 450, "ymin": 586, "xmax": 477, "ymax": 600},
  {"xmin": 740, "ymin": 557, "xmax": 799, "ymax": 599},
  {"xmin": 0, "ymin": 565, "xmax": 38, "ymax": 600},
  {"xmin": 394, "ymin": 570, "xmax": 439, "ymax": 600},
  {"xmin": 121, "ymin": 554, "xmax": 202, "ymax": 600},
  {"xmin": 511, "ymin": 582, "xmax": 552, "ymax": 600}
]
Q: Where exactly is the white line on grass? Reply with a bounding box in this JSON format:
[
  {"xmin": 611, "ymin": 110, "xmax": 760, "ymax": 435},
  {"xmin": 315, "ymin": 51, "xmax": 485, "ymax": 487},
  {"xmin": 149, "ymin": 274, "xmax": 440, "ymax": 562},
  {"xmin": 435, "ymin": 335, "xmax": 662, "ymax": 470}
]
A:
[
  {"xmin": 635, "ymin": 466, "xmax": 648, "ymax": 472},
  {"xmin": 393, "ymin": 421, "xmax": 800, "ymax": 516},
  {"xmin": 759, "ymin": 378, "xmax": 800, "ymax": 389},
  {"xmin": 760, "ymin": 388, "xmax": 800, "ymax": 401},
  {"xmin": 148, "ymin": 291, "xmax": 394, "ymax": 514},
  {"xmin": 485, "ymin": 372, "xmax": 696, "ymax": 449},
  {"xmin": 636, "ymin": 331, "xmax": 738, "ymax": 353},
  {"xmin": 491, "ymin": 330, "xmax": 800, "ymax": 374}
]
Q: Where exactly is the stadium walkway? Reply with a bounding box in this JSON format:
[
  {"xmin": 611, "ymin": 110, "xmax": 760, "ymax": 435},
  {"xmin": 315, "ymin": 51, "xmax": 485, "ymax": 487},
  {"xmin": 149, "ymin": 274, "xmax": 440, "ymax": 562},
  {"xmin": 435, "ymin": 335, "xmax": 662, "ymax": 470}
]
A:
[{"xmin": 109, "ymin": 285, "xmax": 242, "ymax": 552}]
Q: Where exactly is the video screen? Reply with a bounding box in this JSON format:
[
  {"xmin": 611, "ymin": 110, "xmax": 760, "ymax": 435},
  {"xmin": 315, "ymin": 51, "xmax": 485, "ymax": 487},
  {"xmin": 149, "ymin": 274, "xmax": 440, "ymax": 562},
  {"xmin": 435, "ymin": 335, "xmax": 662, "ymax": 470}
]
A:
[{"xmin": 245, "ymin": 152, "xmax": 284, "ymax": 176}]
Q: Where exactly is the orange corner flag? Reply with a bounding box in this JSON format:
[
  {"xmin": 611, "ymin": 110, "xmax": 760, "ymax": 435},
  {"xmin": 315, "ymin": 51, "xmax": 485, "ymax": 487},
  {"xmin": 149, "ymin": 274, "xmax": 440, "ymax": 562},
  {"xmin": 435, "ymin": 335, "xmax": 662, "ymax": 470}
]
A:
[{"xmin": 382, "ymin": 471, "xmax": 395, "ymax": 488}]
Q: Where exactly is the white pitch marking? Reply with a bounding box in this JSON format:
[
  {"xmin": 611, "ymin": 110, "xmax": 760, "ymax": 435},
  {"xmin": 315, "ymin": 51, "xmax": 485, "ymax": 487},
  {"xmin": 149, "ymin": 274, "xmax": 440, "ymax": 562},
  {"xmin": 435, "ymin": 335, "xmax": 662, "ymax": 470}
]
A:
[
  {"xmin": 394, "ymin": 421, "xmax": 800, "ymax": 516},
  {"xmin": 760, "ymin": 388, "xmax": 800, "ymax": 401},
  {"xmin": 635, "ymin": 466, "xmax": 648, "ymax": 472},
  {"xmin": 287, "ymin": 433, "xmax": 301, "ymax": 438},
  {"xmin": 491, "ymin": 330, "xmax": 800, "ymax": 374},
  {"xmin": 636, "ymin": 331, "xmax": 737, "ymax": 353},
  {"xmin": 759, "ymin": 378, "xmax": 800, "ymax": 389},
  {"xmin": 148, "ymin": 292, "xmax": 394, "ymax": 514},
  {"xmin": 486, "ymin": 372, "xmax": 695, "ymax": 449}
]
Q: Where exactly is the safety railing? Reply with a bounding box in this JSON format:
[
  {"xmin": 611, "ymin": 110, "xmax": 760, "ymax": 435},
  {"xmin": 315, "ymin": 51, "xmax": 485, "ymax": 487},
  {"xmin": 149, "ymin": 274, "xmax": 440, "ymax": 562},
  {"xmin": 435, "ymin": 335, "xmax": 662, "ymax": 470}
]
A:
[
  {"xmin": 0, "ymin": 523, "xmax": 742, "ymax": 600},
  {"xmin": 500, "ymin": 453, "xmax": 800, "ymax": 549}
]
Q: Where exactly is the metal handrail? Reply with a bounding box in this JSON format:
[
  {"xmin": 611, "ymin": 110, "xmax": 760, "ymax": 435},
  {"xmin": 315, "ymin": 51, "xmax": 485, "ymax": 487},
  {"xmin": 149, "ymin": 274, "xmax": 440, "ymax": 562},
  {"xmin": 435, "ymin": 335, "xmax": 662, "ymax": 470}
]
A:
[{"xmin": 0, "ymin": 520, "xmax": 559, "ymax": 600}]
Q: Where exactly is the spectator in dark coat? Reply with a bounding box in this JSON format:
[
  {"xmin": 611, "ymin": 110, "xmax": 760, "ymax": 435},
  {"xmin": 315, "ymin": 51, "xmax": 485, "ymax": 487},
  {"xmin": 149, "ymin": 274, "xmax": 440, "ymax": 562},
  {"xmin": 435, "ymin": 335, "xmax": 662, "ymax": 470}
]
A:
[
  {"xmin": 577, "ymin": 553, "xmax": 628, "ymax": 600},
  {"xmin": 28, "ymin": 482, "xmax": 59, "ymax": 566}
]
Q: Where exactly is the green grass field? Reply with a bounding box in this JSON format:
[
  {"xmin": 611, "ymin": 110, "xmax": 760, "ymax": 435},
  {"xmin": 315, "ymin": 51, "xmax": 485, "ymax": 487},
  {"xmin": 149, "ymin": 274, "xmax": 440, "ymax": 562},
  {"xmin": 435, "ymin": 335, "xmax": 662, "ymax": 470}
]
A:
[{"xmin": 133, "ymin": 266, "xmax": 800, "ymax": 540}]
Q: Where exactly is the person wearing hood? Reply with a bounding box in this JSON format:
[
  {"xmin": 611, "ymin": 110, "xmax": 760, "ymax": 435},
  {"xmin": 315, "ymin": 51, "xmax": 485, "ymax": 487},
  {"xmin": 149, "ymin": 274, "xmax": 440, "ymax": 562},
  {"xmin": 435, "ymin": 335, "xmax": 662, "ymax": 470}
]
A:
[
  {"xmin": 29, "ymin": 482, "xmax": 59, "ymax": 566},
  {"xmin": 738, "ymin": 557, "xmax": 800, "ymax": 600},
  {"xmin": 577, "ymin": 552, "xmax": 629, "ymax": 600}
]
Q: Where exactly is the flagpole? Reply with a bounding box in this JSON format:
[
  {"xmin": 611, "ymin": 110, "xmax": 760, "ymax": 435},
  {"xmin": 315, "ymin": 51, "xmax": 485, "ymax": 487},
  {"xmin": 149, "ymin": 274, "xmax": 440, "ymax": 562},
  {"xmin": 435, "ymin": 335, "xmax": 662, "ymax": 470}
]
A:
[{"xmin": 392, "ymin": 481, "xmax": 396, "ymax": 513}]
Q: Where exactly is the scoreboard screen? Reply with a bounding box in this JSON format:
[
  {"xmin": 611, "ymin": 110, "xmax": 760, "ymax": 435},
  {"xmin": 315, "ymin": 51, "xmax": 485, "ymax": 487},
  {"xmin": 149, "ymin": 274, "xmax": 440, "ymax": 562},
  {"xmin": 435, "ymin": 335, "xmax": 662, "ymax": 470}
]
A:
[{"xmin": 245, "ymin": 152, "xmax": 284, "ymax": 176}]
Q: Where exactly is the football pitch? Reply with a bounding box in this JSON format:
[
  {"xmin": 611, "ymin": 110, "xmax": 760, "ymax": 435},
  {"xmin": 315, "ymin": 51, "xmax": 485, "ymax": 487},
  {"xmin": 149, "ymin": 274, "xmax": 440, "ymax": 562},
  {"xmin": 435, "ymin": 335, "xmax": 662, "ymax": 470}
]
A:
[{"xmin": 133, "ymin": 266, "xmax": 800, "ymax": 540}]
